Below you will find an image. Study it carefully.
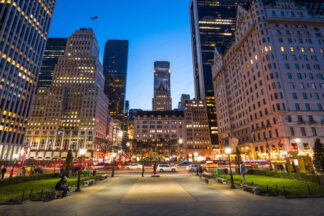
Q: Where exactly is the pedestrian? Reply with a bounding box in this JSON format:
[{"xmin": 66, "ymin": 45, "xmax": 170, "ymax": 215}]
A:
[
  {"xmin": 55, "ymin": 176, "xmax": 70, "ymax": 197},
  {"xmin": 292, "ymin": 161, "xmax": 297, "ymax": 173},
  {"xmin": 60, "ymin": 165, "xmax": 64, "ymax": 177},
  {"xmin": 153, "ymin": 162, "xmax": 157, "ymax": 175},
  {"xmin": 141, "ymin": 164, "xmax": 145, "ymax": 177},
  {"xmin": 240, "ymin": 163, "xmax": 248, "ymax": 184},
  {"xmin": 1, "ymin": 166, "xmax": 6, "ymax": 179},
  {"xmin": 22, "ymin": 166, "xmax": 26, "ymax": 176},
  {"xmin": 9, "ymin": 169, "xmax": 14, "ymax": 178}
]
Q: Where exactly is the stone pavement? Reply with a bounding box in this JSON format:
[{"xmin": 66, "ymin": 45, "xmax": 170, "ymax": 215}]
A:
[{"xmin": 1, "ymin": 174, "xmax": 324, "ymax": 216}]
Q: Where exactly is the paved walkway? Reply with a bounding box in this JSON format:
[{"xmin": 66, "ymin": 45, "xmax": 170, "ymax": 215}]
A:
[{"xmin": 1, "ymin": 174, "xmax": 324, "ymax": 216}]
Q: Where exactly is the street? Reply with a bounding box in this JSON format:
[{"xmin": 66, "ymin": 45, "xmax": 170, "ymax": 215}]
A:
[{"xmin": 1, "ymin": 172, "xmax": 324, "ymax": 216}]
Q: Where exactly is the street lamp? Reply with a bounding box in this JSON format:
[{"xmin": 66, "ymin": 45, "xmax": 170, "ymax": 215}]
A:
[
  {"xmin": 111, "ymin": 152, "xmax": 116, "ymax": 177},
  {"xmin": 76, "ymin": 149, "xmax": 87, "ymax": 192},
  {"xmin": 225, "ymin": 147, "xmax": 235, "ymax": 189},
  {"xmin": 194, "ymin": 152, "xmax": 199, "ymax": 176}
]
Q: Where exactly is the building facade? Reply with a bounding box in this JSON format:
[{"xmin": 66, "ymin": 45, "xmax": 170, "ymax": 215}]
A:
[
  {"xmin": 133, "ymin": 98, "xmax": 212, "ymax": 159},
  {"xmin": 152, "ymin": 61, "xmax": 172, "ymax": 111},
  {"xmin": 182, "ymin": 99, "xmax": 212, "ymax": 157},
  {"xmin": 25, "ymin": 28, "xmax": 108, "ymax": 160},
  {"xmin": 133, "ymin": 111, "xmax": 185, "ymax": 157},
  {"xmin": 0, "ymin": 0, "xmax": 56, "ymax": 161},
  {"xmin": 103, "ymin": 40, "xmax": 128, "ymax": 122},
  {"xmin": 38, "ymin": 38, "xmax": 67, "ymax": 89},
  {"xmin": 190, "ymin": 0, "xmax": 247, "ymax": 149},
  {"xmin": 212, "ymin": 0, "xmax": 324, "ymax": 160}
]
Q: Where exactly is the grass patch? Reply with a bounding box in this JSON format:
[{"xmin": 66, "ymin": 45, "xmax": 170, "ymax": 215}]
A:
[
  {"xmin": 0, "ymin": 176, "xmax": 99, "ymax": 202},
  {"xmin": 218, "ymin": 174, "xmax": 324, "ymax": 196}
]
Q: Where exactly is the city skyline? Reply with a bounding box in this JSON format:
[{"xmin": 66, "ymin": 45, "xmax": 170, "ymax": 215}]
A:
[{"xmin": 49, "ymin": 0, "xmax": 195, "ymax": 110}]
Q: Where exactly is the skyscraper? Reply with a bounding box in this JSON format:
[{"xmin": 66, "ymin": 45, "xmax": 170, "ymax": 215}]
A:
[
  {"xmin": 189, "ymin": 0, "xmax": 246, "ymax": 149},
  {"xmin": 0, "ymin": 1, "xmax": 56, "ymax": 161},
  {"xmin": 38, "ymin": 38, "xmax": 67, "ymax": 89},
  {"xmin": 25, "ymin": 28, "xmax": 108, "ymax": 160},
  {"xmin": 103, "ymin": 40, "xmax": 129, "ymax": 122},
  {"xmin": 152, "ymin": 61, "xmax": 172, "ymax": 111}
]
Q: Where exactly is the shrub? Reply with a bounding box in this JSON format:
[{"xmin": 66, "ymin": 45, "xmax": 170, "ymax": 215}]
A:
[
  {"xmin": 0, "ymin": 173, "xmax": 60, "ymax": 187},
  {"xmin": 247, "ymin": 169, "xmax": 318, "ymax": 183}
]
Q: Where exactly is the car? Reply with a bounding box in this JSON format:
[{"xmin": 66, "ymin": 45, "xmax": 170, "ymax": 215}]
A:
[
  {"xmin": 157, "ymin": 164, "xmax": 176, "ymax": 172},
  {"xmin": 125, "ymin": 163, "xmax": 142, "ymax": 170},
  {"xmin": 186, "ymin": 164, "xmax": 198, "ymax": 172},
  {"xmin": 176, "ymin": 162, "xmax": 192, "ymax": 168}
]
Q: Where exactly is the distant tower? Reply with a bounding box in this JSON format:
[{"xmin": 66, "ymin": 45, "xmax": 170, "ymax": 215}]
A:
[
  {"xmin": 38, "ymin": 38, "xmax": 67, "ymax": 89},
  {"xmin": 152, "ymin": 61, "xmax": 172, "ymax": 111},
  {"xmin": 103, "ymin": 40, "xmax": 129, "ymax": 122}
]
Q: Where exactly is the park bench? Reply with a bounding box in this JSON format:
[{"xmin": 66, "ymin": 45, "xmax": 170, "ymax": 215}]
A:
[
  {"xmin": 83, "ymin": 179, "xmax": 95, "ymax": 187},
  {"xmin": 100, "ymin": 174, "xmax": 108, "ymax": 180},
  {"xmin": 49, "ymin": 190, "xmax": 65, "ymax": 200},
  {"xmin": 203, "ymin": 173, "xmax": 212, "ymax": 184},
  {"xmin": 243, "ymin": 184, "xmax": 261, "ymax": 195},
  {"xmin": 216, "ymin": 177, "xmax": 228, "ymax": 184}
]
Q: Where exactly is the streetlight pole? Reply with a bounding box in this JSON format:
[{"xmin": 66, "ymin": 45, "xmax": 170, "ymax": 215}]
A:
[
  {"xmin": 111, "ymin": 153, "xmax": 116, "ymax": 177},
  {"xmin": 225, "ymin": 147, "xmax": 235, "ymax": 189},
  {"xmin": 76, "ymin": 149, "xmax": 86, "ymax": 192},
  {"xmin": 266, "ymin": 138, "xmax": 273, "ymax": 171}
]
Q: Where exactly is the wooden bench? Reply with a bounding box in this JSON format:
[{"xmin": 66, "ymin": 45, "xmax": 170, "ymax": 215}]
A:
[
  {"xmin": 83, "ymin": 179, "xmax": 95, "ymax": 187},
  {"xmin": 100, "ymin": 174, "xmax": 108, "ymax": 180},
  {"xmin": 216, "ymin": 177, "xmax": 228, "ymax": 184},
  {"xmin": 242, "ymin": 184, "xmax": 261, "ymax": 195}
]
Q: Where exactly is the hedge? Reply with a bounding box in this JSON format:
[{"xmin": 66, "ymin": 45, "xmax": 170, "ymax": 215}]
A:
[
  {"xmin": 247, "ymin": 169, "xmax": 318, "ymax": 183},
  {"xmin": 0, "ymin": 173, "xmax": 60, "ymax": 187}
]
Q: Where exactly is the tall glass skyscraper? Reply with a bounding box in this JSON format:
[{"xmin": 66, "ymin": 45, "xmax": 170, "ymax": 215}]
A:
[
  {"xmin": 0, "ymin": 1, "xmax": 56, "ymax": 160},
  {"xmin": 152, "ymin": 61, "xmax": 172, "ymax": 111},
  {"xmin": 38, "ymin": 38, "xmax": 67, "ymax": 89},
  {"xmin": 190, "ymin": 0, "xmax": 246, "ymax": 149},
  {"xmin": 103, "ymin": 40, "xmax": 129, "ymax": 122}
]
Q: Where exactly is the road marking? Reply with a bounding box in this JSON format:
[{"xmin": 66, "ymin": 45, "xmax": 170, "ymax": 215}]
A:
[{"xmin": 121, "ymin": 177, "xmax": 196, "ymax": 204}]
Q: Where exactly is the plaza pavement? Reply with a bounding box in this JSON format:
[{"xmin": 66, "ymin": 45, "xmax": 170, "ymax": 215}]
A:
[{"xmin": 0, "ymin": 173, "xmax": 324, "ymax": 216}]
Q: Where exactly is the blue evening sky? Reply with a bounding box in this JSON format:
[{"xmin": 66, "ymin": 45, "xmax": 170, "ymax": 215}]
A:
[{"xmin": 49, "ymin": 0, "xmax": 194, "ymax": 110}]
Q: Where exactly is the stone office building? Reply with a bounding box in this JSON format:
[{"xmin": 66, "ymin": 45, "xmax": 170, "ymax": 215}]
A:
[
  {"xmin": 25, "ymin": 28, "xmax": 108, "ymax": 160},
  {"xmin": 212, "ymin": 0, "xmax": 324, "ymax": 160}
]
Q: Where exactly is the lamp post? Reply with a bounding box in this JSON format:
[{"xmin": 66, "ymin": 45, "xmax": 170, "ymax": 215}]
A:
[
  {"xmin": 111, "ymin": 152, "xmax": 116, "ymax": 177},
  {"xmin": 225, "ymin": 147, "xmax": 235, "ymax": 189},
  {"xmin": 194, "ymin": 152, "xmax": 199, "ymax": 176},
  {"xmin": 76, "ymin": 149, "xmax": 87, "ymax": 192},
  {"xmin": 265, "ymin": 138, "xmax": 273, "ymax": 171}
]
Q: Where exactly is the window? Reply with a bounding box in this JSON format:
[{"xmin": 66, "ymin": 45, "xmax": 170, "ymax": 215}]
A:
[
  {"xmin": 288, "ymin": 73, "xmax": 292, "ymax": 79},
  {"xmin": 290, "ymin": 46, "xmax": 294, "ymax": 52},
  {"xmin": 305, "ymin": 103, "xmax": 310, "ymax": 111},
  {"xmin": 302, "ymin": 93, "xmax": 308, "ymax": 99},
  {"xmin": 314, "ymin": 93, "xmax": 319, "ymax": 99},
  {"xmin": 295, "ymin": 103, "xmax": 300, "ymax": 110},
  {"xmin": 289, "ymin": 83, "xmax": 294, "ymax": 89},
  {"xmin": 297, "ymin": 73, "xmax": 302, "ymax": 79},
  {"xmin": 318, "ymin": 104, "xmax": 323, "ymax": 111},
  {"xmin": 280, "ymin": 46, "xmax": 285, "ymax": 52},
  {"xmin": 290, "ymin": 127, "xmax": 295, "ymax": 136},
  {"xmin": 283, "ymin": 54, "xmax": 287, "ymax": 60},
  {"xmin": 292, "ymin": 93, "xmax": 297, "ymax": 99},
  {"xmin": 309, "ymin": 74, "xmax": 314, "ymax": 79},
  {"xmin": 300, "ymin": 127, "xmax": 306, "ymax": 136},
  {"xmin": 311, "ymin": 127, "xmax": 317, "ymax": 136}
]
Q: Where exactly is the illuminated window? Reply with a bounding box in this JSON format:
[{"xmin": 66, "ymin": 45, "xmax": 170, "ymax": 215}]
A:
[
  {"xmin": 280, "ymin": 46, "xmax": 285, "ymax": 52},
  {"xmin": 290, "ymin": 46, "xmax": 294, "ymax": 52}
]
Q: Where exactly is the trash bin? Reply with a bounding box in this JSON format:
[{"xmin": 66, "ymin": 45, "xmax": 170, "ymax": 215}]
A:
[{"xmin": 216, "ymin": 168, "xmax": 220, "ymax": 175}]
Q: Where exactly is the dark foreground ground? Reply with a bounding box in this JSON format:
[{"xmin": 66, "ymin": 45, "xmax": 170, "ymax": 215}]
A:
[{"xmin": 1, "ymin": 172, "xmax": 324, "ymax": 216}]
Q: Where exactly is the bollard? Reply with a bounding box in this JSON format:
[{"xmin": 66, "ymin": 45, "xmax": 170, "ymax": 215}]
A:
[
  {"xmin": 283, "ymin": 185, "xmax": 286, "ymax": 196},
  {"xmin": 21, "ymin": 191, "xmax": 25, "ymax": 202},
  {"xmin": 307, "ymin": 185, "xmax": 311, "ymax": 195},
  {"xmin": 276, "ymin": 184, "xmax": 278, "ymax": 194}
]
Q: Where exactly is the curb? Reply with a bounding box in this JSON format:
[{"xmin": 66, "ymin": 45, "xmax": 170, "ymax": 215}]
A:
[{"xmin": 0, "ymin": 202, "xmax": 23, "ymax": 205}]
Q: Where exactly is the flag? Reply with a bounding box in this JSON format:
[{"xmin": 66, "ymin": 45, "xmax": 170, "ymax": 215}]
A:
[{"xmin": 91, "ymin": 16, "xmax": 98, "ymax": 20}]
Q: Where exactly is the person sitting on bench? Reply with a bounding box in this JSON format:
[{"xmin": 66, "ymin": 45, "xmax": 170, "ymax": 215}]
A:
[{"xmin": 55, "ymin": 176, "xmax": 70, "ymax": 197}]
